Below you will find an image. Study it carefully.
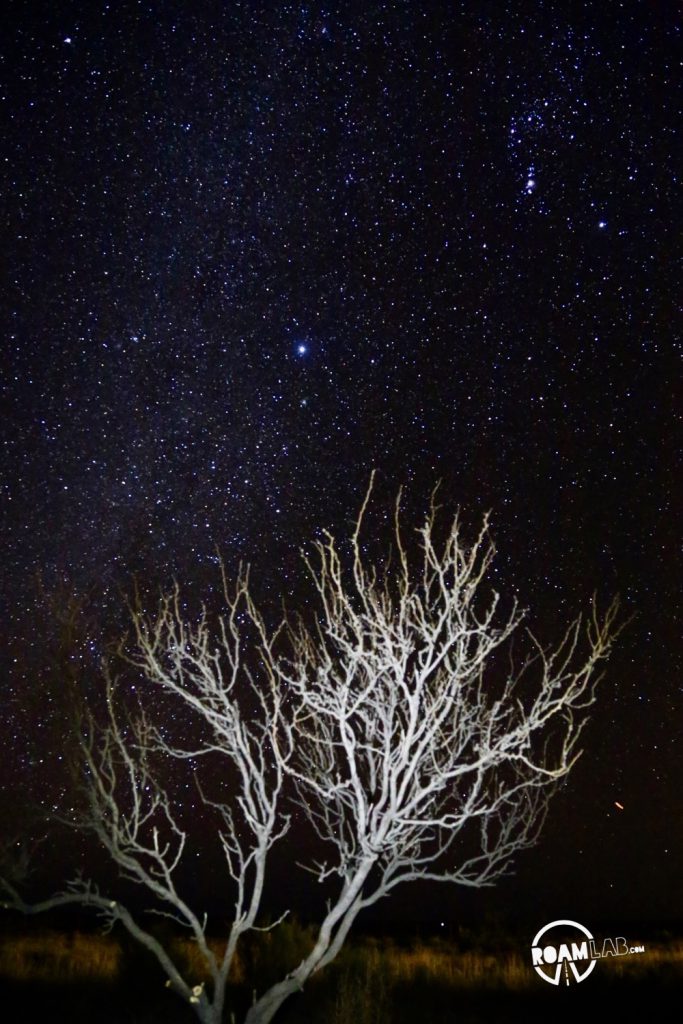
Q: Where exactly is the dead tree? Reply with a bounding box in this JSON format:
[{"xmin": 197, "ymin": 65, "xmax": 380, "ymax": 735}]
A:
[{"xmin": 2, "ymin": 480, "xmax": 622, "ymax": 1024}]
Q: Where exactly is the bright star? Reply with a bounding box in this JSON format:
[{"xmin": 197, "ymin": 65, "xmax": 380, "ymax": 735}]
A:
[
  {"xmin": 296, "ymin": 343, "xmax": 307, "ymax": 355},
  {"xmin": 598, "ymin": 221, "xmax": 607, "ymax": 229}
]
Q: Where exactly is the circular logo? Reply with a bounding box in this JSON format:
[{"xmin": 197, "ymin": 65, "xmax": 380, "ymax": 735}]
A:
[{"xmin": 530, "ymin": 919, "xmax": 596, "ymax": 985}]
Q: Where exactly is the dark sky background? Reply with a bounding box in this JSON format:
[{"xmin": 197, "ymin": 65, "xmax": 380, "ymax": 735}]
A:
[{"xmin": 1, "ymin": 0, "xmax": 680, "ymax": 935}]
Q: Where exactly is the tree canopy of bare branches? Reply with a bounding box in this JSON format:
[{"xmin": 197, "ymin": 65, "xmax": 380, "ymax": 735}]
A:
[{"xmin": 1, "ymin": 477, "xmax": 623, "ymax": 1024}]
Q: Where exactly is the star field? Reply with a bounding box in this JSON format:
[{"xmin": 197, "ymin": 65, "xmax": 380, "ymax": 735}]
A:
[{"xmin": 1, "ymin": 2, "xmax": 680, "ymax": 925}]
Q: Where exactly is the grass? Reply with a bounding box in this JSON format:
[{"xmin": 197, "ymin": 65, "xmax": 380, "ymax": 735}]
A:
[{"xmin": 0, "ymin": 921, "xmax": 681, "ymax": 1022}]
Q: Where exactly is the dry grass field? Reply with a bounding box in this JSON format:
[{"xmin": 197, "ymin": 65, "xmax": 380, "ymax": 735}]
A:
[{"xmin": 0, "ymin": 921, "xmax": 681, "ymax": 1022}]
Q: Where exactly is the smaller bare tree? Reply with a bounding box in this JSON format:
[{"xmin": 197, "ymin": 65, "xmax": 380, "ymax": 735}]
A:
[{"xmin": 2, "ymin": 479, "xmax": 623, "ymax": 1024}]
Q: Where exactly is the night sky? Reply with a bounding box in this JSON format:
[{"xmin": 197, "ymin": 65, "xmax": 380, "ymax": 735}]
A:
[{"xmin": 2, "ymin": 1, "xmax": 680, "ymax": 932}]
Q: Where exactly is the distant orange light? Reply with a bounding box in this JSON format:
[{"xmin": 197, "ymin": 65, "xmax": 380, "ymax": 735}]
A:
[{"xmin": 614, "ymin": 801, "xmax": 624, "ymax": 810}]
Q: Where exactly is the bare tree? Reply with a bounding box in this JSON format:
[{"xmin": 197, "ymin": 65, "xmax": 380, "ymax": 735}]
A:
[{"xmin": 2, "ymin": 479, "xmax": 623, "ymax": 1024}]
